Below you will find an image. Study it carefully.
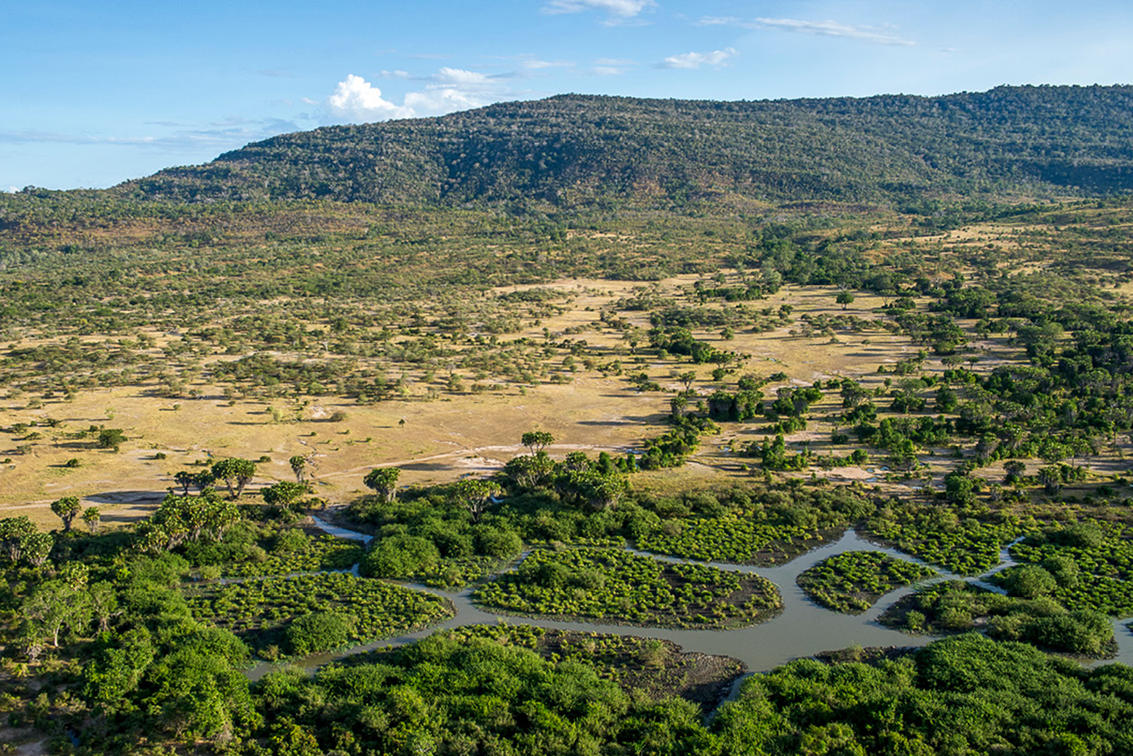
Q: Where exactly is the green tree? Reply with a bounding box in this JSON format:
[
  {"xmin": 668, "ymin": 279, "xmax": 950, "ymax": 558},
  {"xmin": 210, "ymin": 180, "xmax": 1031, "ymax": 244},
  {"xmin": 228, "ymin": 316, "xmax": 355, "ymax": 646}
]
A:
[
  {"xmin": 1037, "ymin": 465, "xmax": 1063, "ymax": 495},
  {"xmin": 289, "ymin": 454, "xmax": 309, "ymax": 484},
  {"xmin": 262, "ymin": 481, "xmax": 309, "ymax": 509},
  {"xmin": 836, "ymin": 291, "xmax": 855, "ymax": 310},
  {"xmin": 285, "ymin": 610, "xmax": 356, "ymax": 655},
  {"xmin": 50, "ymin": 496, "xmax": 81, "ymax": 532},
  {"xmin": 82, "ymin": 626, "xmax": 155, "ymax": 709},
  {"xmin": 22, "ymin": 579, "xmax": 89, "ymax": 648},
  {"xmin": 1003, "ymin": 460, "xmax": 1026, "ymax": 485},
  {"xmin": 521, "ymin": 430, "xmax": 554, "ymax": 454},
  {"xmin": 1001, "ymin": 565, "xmax": 1058, "ymax": 599},
  {"xmin": 454, "ymin": 479, "xmax": 502, "ymax": 523},
  {"xmin": 0, "ymin": 516, "xmax": 36, "ymax": 562},
  {"xmin": 22, "ymin": 532, "xmax": 54, "ymax": 567},
  {"xmin": 174, "ymin": 470, "xmax": 195, "ymax": 495},
  {"xmin": 97, "ymin": 428, "xmax": 127, "ymax": 450},
  {"xmin": 89, "ymin": 581, "xmax": 120, "ymax": 633},
  {"xmin": 211, "ymin": 458, "xmax": 256, "ymax": 499},
  {"xmin": 363, "ymin": 467, "xmax": 401, "ymax": 503}
]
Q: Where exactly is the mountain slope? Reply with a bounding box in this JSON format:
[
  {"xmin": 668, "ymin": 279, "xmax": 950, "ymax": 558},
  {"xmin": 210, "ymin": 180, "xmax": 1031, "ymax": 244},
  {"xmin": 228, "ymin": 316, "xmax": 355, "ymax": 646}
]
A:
[{"xmin": 119, "ymin": 85, "xmax": 1133, "ymax": 207}]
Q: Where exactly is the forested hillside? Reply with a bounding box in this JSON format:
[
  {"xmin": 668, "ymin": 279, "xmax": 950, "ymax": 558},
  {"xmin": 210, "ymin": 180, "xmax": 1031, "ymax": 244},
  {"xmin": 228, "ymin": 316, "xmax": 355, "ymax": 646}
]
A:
[{"xmin": 116, "ymin": 85, "xmax": 1133, "ymax": 208}]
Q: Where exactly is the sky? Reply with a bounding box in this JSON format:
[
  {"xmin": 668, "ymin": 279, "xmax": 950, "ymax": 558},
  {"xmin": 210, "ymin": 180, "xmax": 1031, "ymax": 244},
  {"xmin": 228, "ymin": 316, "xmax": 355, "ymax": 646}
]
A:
[{"xmin": 3, "ymin": 0, "xmax": 1132, "ymax": 190}]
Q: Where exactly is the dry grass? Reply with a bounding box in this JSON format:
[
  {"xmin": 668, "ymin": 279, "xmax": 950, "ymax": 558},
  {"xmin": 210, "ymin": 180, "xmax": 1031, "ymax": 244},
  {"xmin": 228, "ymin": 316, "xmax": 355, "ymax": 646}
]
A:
[{"xmin": 0, "ymin": 277, "xmax": 1035, "ymax": 527}]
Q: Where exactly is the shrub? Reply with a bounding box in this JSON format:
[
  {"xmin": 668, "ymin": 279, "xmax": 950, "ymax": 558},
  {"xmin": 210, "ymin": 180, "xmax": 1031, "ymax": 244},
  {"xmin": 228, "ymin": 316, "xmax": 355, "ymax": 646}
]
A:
[
  {"xmin": 361, "ymin": 535, "xmax": 440, "ymax": 578},
  {"xmin": 1000, "ymin": 565, "xmax": 1057, "ymax": 599},
  {"xmin": 285, "ymin": 610, "xmax": 357, "ymax": 655}
]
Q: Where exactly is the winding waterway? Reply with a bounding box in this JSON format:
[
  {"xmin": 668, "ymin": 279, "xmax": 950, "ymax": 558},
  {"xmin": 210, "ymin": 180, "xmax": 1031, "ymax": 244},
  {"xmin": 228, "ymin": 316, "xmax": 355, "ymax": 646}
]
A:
[{"xmin": 246, "ymin": 517, "xmax": 1133, "ymax": 682}]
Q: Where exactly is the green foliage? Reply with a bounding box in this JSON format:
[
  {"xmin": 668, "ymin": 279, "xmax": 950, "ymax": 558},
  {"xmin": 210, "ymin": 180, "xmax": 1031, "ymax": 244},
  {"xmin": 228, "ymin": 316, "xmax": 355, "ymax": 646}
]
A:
[
  {"xmin": 260, "ymin": 480, "xmax": 309, "ymax": 509},
  {"xmin": 636, "ymin": 487, "xmax": 871, "ymax": 565},
  {"xmin": 97, "ymin": 427, "xmax": 126, "ymax": 449},
  {"xmin": 186, "ymin": 572, "xmax": 452, "ymax": 657},
  {"xmin": 442, "ymin": 625, "xmax": 743, "ymax": 709},
  {"xmin": 883, "ymin": 581, "xmax": 1115, "ymax": 657},
  {"xmin": 798, "ymin": 551, "xmax": 936, "ymax": 613},
  {"xmin": 0, "ymin": 515, "xmax": 37, "ymax": 563},
  {"xmin": 475, "ymin": 547, "xmax": 781, "ymax": 628},
  {"xmin": 253, "ymin": 632, "xmax": 715, "ymax": 754},
  {"xmin": 135, "ymin": 492, "xmax": 241, "ymax": 554},
  {"xmin": 1008, "ymin": 521, "xmax": 1133, "ymax": 615},
  {"xmin": 211, "ymin": 457, "xmax": 256, "ymax": 499},
  {"xmin": 285, "ymin": 610, "xmax": 357, "ymax": 655},
  {"xmin": 50, "ymin": 496, "xmax": 81, "ymax": 531},
  {"xmin": 521, "ymin": 430, "xmax": 555, "ymax": 453},
  {"xmin": 717, "ymin": 634, "xmax": 1133, "ymax": 755},
  {"xmin": 360, "ymin": 534, "xmax": 441, "ymax": 579},
  {"xmin": 363, "ymin": 466, "xmax": 401, "ymax": 502},
  {"xmin": 120, "ymin": 87, "xmax": 1133, "ymax": 207},
  {"xmin": 81, "ymin": 506, "xmax": 101, "ymax": 534},
  {"xmin": 190, "ymin": 526, "xmax": 364, "ymax": 579},
  {"xmin": 866, "ymin": 502, "xmax": 1022, "ymax": 574}
]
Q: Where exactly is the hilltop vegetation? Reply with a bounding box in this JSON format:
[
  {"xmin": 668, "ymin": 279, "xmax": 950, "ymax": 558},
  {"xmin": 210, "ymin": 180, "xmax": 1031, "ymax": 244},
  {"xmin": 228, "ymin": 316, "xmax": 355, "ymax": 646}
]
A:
[{"xmin": 117, "ymin": 86, "xmax": 1133, "ymax": 208}]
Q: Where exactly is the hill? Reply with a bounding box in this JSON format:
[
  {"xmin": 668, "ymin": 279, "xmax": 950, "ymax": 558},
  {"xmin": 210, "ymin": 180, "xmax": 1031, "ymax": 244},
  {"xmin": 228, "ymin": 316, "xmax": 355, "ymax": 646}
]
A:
[{"xmin": 117, "ymin": 85, "xmax": 1133, "ymax": 208}]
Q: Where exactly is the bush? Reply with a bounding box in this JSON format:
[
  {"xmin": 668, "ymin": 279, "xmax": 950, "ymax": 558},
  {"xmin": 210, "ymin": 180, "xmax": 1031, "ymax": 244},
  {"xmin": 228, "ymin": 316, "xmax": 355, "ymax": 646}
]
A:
[
  {"xmin": 285, "ymin": 610, "xmax": 357, "ymax": 655},
  {"xmin": 271, "ymin": 529, "xmax": 310, "ymax": 555},
  {"xmin": 361, "ymin": 535, "xmax": 441, "ymax": 578},
  {"xmin": 473, "ymin": 526, "xmax": 522, "ymax": 559},
  {"xmin": 1000, "ymin": 565, "xmax": 1057, "ymax": 599}
]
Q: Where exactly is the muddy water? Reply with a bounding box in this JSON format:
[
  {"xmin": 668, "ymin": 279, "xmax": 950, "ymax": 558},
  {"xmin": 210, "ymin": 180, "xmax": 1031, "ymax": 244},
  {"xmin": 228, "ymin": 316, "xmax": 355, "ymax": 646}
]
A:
[{"xmin": 247, "ymin": 522, "xmax": 1133, "ymax": 682}]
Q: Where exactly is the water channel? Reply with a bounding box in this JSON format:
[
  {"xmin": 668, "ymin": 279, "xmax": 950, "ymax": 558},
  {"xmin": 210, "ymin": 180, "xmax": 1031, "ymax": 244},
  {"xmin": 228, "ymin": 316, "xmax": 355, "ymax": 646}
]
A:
[{"xmin": 246, "ymin": 516, "xmax": 1133, "ymax": 683}]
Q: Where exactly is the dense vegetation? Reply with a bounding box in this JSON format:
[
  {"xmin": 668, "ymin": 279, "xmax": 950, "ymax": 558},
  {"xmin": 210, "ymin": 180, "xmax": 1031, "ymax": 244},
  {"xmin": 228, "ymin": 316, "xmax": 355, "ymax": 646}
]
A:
[
  {"xmin": 634, "ymin": 486, "xmax": 871, "ymax": 564},
  {"xmin": 435, "ymin": 625, "xmax": 745, "ymax": 711},
  {"xmin": 882, "ymin": 580, "xmax": 1115, "ymax": 657},
  {"xmin": 716, "ymin": 634, "xmax": 1133, "ymax": 755},
  {"xmin": 865, "ymin": 502, "xmax": 1023, "ymax": 574},
  {"xmin": 186, "ymin": 572, "xmax": 453, "ymax": 658},
  {"xmin": 474, "ymin": 547, "xmax": 782, "ymax": 628},
  {"xmin": 1006, "ymin": 520, "xmax": 1133, "ymax": 615},
  {"xmin": 228, "ymin": 633, "xmax": 1133, "ymax": 754},
  {"xmin": 797, "ymin": 550, "xmax": 936, "ymax": 613},
  {"xmin": 121, "ymin": 86, "xmax": 1133, "ymax": 207}
]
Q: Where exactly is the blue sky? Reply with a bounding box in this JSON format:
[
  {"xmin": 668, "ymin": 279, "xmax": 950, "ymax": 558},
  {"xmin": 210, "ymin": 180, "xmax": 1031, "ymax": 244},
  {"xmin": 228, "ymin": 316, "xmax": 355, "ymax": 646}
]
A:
[{"xmin": 3, "ymin": 0, "xmax": 1132, "ymax": 190}]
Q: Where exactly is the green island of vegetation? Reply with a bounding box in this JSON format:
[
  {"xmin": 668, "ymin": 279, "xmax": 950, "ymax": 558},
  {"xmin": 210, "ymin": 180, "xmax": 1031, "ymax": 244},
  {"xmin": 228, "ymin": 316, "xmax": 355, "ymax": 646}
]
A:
[
  {"xmin": 1003, "ymin": 520, "xmax": 1133, "ymax": 616},
  {"xmin": 196, "ymin": 525, "xmax": 363, "ymax": 579},
  {"xmin": 474, "ymin": 546, "xmax": 782, "ymax": 628},
  {"xmin": 408, "ymin": 624, "xmax": 745, "ymax": 711},
  {"xmin": 797, "ymin": 550, "xmax": 937, "ymax": 613},
  {"xmin": 185, "ymin": 571, "xmax": 453, "ymax": 659},
  {"xmin": 881, "ymin": 580, "xmax": 1116, "ymax": 657}
]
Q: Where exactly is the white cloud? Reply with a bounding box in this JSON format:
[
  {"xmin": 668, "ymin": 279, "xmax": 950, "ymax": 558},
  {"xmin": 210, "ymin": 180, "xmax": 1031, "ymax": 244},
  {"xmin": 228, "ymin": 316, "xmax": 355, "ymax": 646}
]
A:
[
  {"xmin": 591, "ymin": 57, "xmax": 635, "ymax": 75},
  {"xmin": 325, "ymin": 68, "xmax": 513, "ymax": 124},
  {"xmin": 544, "ymin": 0, "xmax": 654, "ymax": 21},
  {"xmin": 380, "ymin": 69, "xmax": 411, "ymax": 79},
  {"xmin": 700, "ymin": 16, "xmax": 915, "ymax": 46},
  {"xmin": 660, "ymin": 47, "xmax": 737, "ymax": 69},
  {"xmin": 522, "ymin": 58, "xmax": 572, "ymax": 70},
  {"xmin": 434, "ymin": 67, "xmax": 492, "ymax": 86},
  {"xmin": 0, "ymin": 117, "xmax": 304, "ymax": 152},
  {"xmin": 327, "ymin": 74, "xmax": 413, "ymax": 120}
]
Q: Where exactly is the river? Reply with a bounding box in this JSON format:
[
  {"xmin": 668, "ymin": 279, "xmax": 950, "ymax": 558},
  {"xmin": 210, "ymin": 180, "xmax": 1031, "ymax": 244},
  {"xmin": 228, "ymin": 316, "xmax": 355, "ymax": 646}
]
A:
[{"xmin": 246, "ymin": 517, "xmax": 1133, "ymax": 682}]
